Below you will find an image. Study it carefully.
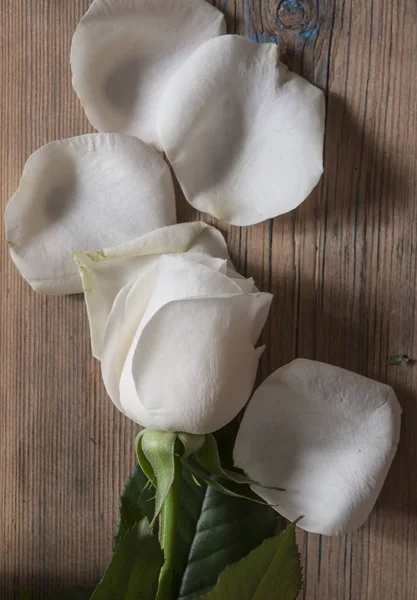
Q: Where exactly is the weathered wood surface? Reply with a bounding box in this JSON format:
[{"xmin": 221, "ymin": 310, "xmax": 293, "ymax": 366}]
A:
[{"xmin": 1, "ymin": 1, "xmax": 416, "ymax": 598}]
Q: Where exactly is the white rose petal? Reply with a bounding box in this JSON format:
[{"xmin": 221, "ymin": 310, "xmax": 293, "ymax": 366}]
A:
[
  {"xmin": 157, "ymin": 35, "xmax": 325, "ymax": 225},
  {"xmin": 233, "ymin": 359, "xmax": 402, "ymax": 535},
  {"xmin": 75, "ymin": 222, "xmax": 230, "ymax": 357},
  {"xmin": 100, "ymin": 253, "xmax": 229, "ymax": 407},
  {"xmin": 71, "ymin": 0, "xmax": 226, "ymax": 150},
  {"xmin": 140, "ymin": 254, "xmax": 239, "ymax": 329},
  {"xmin": 120, "ymin": 293, "xmax": 272, "ymax": 433},
  {"xmin": 228, "ymin": 276, "xmax": 256, "ymax": 293},
  {"xmin": 187, "ymin": 226, "xmax": 231, "ymax": 264},
  {"xmin": 101, "ymin": 273, "xmax": 154, "ymax": 412},
  {"xmin": 172, "ymin": 252, "xmax": 228, "ymax": 275},
  {"xmin": 5, "ymin": 134, "xmax": 175, "ymax": 294}
]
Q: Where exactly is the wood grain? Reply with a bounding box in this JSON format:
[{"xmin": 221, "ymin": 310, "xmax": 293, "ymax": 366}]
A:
[{"xmin": 1, "ymin": 1, "xmax": 416, "ymax": 598}]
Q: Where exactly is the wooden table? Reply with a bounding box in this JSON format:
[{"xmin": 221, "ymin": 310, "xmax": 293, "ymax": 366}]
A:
[{"xmin": 1, "ymin": 1, "xmax": 416, "ymax": 598}]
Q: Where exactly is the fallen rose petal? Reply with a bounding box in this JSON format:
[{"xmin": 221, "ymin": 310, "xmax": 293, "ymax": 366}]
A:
[
  {"xmin": 71, "ymin": 0, "xmax": 226, "ymax": 150},
  {"xmin": 233, "ymin": 359, "xmax": 401, "ymax": 535},
  {"xmin": 75, "ymin": 222, "xmax": 230, "ymax": 357},
  {"xmin": 157, "ymin": 35, "xmax": 325, "ymax": 225},
  {"xmin": 5, "ymin": 134, "xmax": 176, "ymax": 294}
]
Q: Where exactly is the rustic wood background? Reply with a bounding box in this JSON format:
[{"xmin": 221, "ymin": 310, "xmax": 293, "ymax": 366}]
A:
[{"xmin": 1, "ymin": 1, "xmax": 416, "ymax": 598}]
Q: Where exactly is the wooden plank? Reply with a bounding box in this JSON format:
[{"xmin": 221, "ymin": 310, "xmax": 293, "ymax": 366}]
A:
[{"xmin": 1, "ymin": 1, "xmax": 416, "ymax": 598}]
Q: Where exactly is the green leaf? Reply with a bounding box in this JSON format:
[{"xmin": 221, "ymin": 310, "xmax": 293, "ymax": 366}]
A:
[
  {"xmin": 194, "ymin": 435, "xmax": 284, "ymax": 491},
  {"xmin": 200, "ymin": 521, "xmax": 302, "ymax": 600},
  {"xmin": 114, "ymin": 456, "xmax": 278, "ymax": 600},
  {"xmin": 19, "ymin": 591, "xmax": 32, "ymax": 600},
  {"xmin": 388, "ymin": 353, "xmax": 411, "ymax": 365},
  {"xmin": 174, "ymin": 469, "xmax": 277, "ymax": 600},
  {"xmin": 194, "ymin": 434, "xmax": 231, "ymax": 478},
  {"xmin": 45, "ymin": 588, "xmax": 95, "ymax": 599},
  {"xmin": 182, "ymin": 458, "xmax": 271, "ymax": 506},
  {"xmin": 91, "ymin": 519, "xmax": 163, "ymax": 600},
  {"xmin": 136, "ymin": 431, "xmax": 157, "ymax": 485},
  {"xmin": 114, "ymin": 463, "xmax": 156, "ymax": 548},
  {"xmin": 213, "ymin": 419, "xmax": 240, "ymax": 469},
  {"xmin": 140, "ymin": 430, "xmax": 178, "ymax": 525},
  {"xmin": 177, "ymin": 432, "xmax": 206, "ymax": 457}
]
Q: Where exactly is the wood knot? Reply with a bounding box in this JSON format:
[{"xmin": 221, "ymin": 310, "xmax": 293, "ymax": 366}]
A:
[{"xmin": 277, "ymin": 0, "xmax": 305, "ymax": 28}]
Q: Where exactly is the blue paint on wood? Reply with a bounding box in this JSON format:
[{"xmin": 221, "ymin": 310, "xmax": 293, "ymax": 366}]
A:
[
  {"xmin": 299, "ymin": 24, "xmax": 321, "ymax": 40},
  {"xmin": 317, "ymin": 534, "xmax": 322, "ymax": 578},
  {"xmin": 251, "ymin": 30, "xmax": 279, "ymax": 43},
  {"xmin": 238, "ymin": 227, "xmax": 243, "ymax": 273},
  {"xmin": 344, "ymin": 534, "xmax": 349, "ymax": 574},
  {"xmin": 274, "ymin": 0, "xmax": 325, "ymax": 41},
  {"xmin": 276, "ymin": 0, "xmax": 306, "ymax": 27},
  {"xmin": 350, "ymin": 0, "xmax": 374, "ymax": 369},
  {"xmin": 268, "ymin": 219, "xmax": 274, "ymax": 292},
  {"xmin": 265, "ymin": 31, "xmax": 279, "ymax": 43},
  {"xmin": 244, "ymin": 228, "xmax": 249, "ymax": 276},
  {"xmin": 280, "ymin": 0, "xmax": 304, "ymax": 10},
  {"xmin": 246, "ymin": 0, "xmax": 324, "ymax": 44},
  {"xmin": 246, "ymin": 0, "xmax": 278, "ymax": 44}
]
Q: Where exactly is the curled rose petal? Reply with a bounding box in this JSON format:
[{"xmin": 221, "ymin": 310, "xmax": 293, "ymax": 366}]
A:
[
  {"xmin": 233, "ymin": 359, "xmax": 402, "ymax": 535},
  {"xmin": 100, "ymin": 254, "xmax": 229, "ymax": 406},
  {"xmin": 5, "ymin": 134, "xmax": 175, "ymax": 294},
  {"xmin": 119, "ymin": 294, "xmax": 272, "ymax": 433},
  {"xmin": 157, "ymin": 35, "xmax": 325, "ymax": 225},
  {"xmin": 71, "ymin": 0, "xmax": 226, "ymax": 150},
  {"xmin": 138, "ymin": 254, "xmax": 240, "ymax": 329},
  {"xmin": 100, "ymin": 274, "xmax": 154, "ymax": 412},
  {"xmin": 75, "ymin": 222, "xmax": 230, "ymax": 357}
]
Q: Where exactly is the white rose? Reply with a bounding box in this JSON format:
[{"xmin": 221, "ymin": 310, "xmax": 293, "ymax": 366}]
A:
[{"xmin": 76, "ymin": 222, "xmax": 272, "ymax": 434}]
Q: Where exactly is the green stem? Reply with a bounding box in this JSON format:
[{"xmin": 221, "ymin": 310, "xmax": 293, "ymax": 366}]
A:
[{"xmin": 155, "ymin": 452, "xmax": 181, "ymax": 600}]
